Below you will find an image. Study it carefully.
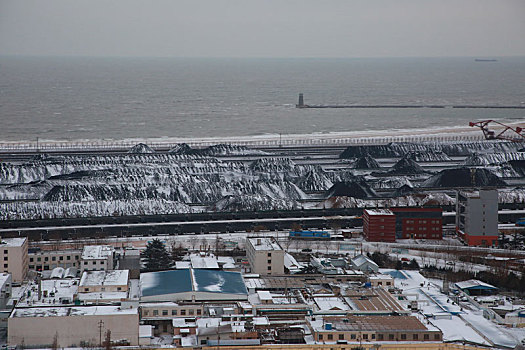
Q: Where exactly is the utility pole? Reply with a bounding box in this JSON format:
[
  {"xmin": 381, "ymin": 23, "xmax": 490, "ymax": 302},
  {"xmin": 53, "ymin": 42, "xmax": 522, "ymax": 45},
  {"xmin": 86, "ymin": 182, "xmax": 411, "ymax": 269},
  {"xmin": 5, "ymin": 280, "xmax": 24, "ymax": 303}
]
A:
[{"xmin": 98, "ymin": 320, "xmax": 104, "ymax": 348}]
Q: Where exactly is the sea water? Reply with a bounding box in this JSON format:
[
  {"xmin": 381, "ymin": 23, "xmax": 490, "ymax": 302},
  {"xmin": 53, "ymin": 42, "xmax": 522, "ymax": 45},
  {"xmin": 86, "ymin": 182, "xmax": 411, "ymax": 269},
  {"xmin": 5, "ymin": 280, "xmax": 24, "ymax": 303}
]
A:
[{"xmin": 0, "ymin": 56, "xmax": 524, "ymax": 142}]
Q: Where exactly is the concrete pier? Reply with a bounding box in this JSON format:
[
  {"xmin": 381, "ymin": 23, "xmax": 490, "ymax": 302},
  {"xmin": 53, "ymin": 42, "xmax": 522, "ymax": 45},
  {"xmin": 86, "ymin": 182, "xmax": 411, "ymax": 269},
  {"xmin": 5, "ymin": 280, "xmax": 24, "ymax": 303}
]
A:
[{"xmin": 296, "ymin": 93, "xmax": 525, "ymax": 109}]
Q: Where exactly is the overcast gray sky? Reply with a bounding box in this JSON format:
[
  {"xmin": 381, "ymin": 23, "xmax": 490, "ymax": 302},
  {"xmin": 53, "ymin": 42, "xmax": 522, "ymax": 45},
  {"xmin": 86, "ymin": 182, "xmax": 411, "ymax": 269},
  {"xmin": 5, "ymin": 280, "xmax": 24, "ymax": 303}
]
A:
[{"xmin": 1, "ymin": 0, "xmax": 524, "ymax": 58}]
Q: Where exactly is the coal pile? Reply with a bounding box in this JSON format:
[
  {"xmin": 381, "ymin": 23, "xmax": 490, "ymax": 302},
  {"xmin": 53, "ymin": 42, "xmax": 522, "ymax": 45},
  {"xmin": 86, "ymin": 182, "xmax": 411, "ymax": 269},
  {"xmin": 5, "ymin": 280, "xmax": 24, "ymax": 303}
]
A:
[
  {"xmin": 128, "ymin": 143, "xmax": 155, "ymax": 154},
  {"xmin": 386, "ymin": 157, "xmax": 426, "ymax": 175},
  {"xmin": 295, "ymin": 168, "xmax": 333, "ymax": 192},
  {"xmin": 509, "ymin": 160, "xmax": 525, "ymax": 177},
  {"xmin": 393, "ymin": 184, "xmax": 415, "ymax": 197},
  {"xmin": 464, "ymin": 152, "xmax": 525, "ymax": 166},
  {"xmin": 350, "ymin": 155, "xmax": 381, "ymax": 169},
  {"xmin": 168, "ymin": 143, "xmax": 192, "ymax": 154},
  {"xmin": 324, "ymin": 180, "xmax": 378, "ymax": 199},
  {"xmin": 421, "ymin": 168, "xmax": 507, "ymax": 188},
  {"xmin": 406, "ymin": 150, "xmax": 451, "ymax": 162},
  {"xmin": 339, "ymin": 142, "xmax": 434, "ymax": 159}
]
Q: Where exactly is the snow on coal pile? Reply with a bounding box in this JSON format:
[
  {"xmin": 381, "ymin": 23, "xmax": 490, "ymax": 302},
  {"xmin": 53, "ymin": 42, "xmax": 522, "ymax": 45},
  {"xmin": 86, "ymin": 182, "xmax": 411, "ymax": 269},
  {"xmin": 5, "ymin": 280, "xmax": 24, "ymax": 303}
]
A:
[
  {"xmin": 385, "ymin": 156, "xmax": 427, "ymax": 176},
  {"xmin": 421, "ymin": 168, "xmax": 506, "ymax": 188},
  {"xmin": 464, "ymin": 152, "xmax": 525, "ymax": 166},
  {"xmin": 0, "ymin": 146, "xmax": 313, "ymax": 220},
  {"xmin": 324, "ymin": 180, "xmax": 378, "ymax": 199},
  {"xmin": 168, "ymin": 143, "xmax": 266, "ymax": 156},
  {"xmin": 350, "ymin": 155, "xmax": 381, "ymax": 169},
  {"xmin": 128, "ymin": 143, "xmax": 155, "ymax": 153},
  {"xmin": 339, "ymin": 140, "xmax": 520, "ymax": 159}
]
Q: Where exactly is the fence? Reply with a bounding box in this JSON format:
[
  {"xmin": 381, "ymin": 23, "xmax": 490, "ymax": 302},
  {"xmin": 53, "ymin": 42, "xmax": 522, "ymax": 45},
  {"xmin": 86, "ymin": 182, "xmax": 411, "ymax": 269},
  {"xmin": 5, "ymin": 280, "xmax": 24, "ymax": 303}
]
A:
[{"xmin": 0, "ymin": 134, "xmax": 485, "ymax": 152}]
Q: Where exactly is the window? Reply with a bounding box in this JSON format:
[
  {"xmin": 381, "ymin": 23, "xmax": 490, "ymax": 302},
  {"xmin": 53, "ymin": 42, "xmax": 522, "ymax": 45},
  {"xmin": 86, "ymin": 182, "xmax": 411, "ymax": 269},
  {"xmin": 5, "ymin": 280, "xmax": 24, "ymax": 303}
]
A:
[
  {"xmin": 363, "ymin": 334, "xmax": 368, "ymax": 340},
  {"xmin": 75, "ymin": 255, "xmax": 79, "ymax": 260},
  {"xmin": 267, "ymin": 259, "xmax": 271, "ymax": 264},
  {"xmin": 424, "ymin": 334, "xmax": 429, "ymax": 340},
  {"xmin": 37, "ymin": 257, "xmax": 41, "ymax": 262},
  {"xmin": 377, "ymin": 334, "xmax": 383, "ymax": 340},
  {"xmin": 3, "ymin": 250, "xmax": 7, "ymax": 254},
  {"xmin": 2, "ymin": 257, "xmax": 6, "ymax": 261},
  {"xmin": 172, "ymin": 310, "xmax": 177, "ymax": 316},
  {"xmin": 267, "ymin": 266, "xmax": 271, "ymax": 270},
  {"xmin": 52, "ymin": 257, "xmax": 56, "ymax": 261},
  {"xmin": 389, "ymin": 334, "xmax": 394, "ymax": 340},
  {"xmin": 401, "ymin": 334, "xmax": 406, "ymax": 340},
  {"xmin": 101, "ymin": 287, "xmax": 105, "ymax": 292},
  {"xmin": 372, "ymin": 334, "xmax": 375, "ymax": 339},
  {"xmin": 434, "ymin": 334, "xmax": 440, "ymax": 340},
  {"xmin": 3, "ymin": 264, "xmax": 7, "ymax": 268},
  {"xmin": 67, "ymin": 256, "xmax": 71, "ymax": 260},
  {"xmin": 327, "ymin": 334, "xmax": 333, "ymax": 340},
  {"xmin": 339, "ymin": 334, "xmax": 344, "ymax": 340},
  {"xmin": 413, "ymin": 334, "xmax": 418, "ymax": 340},
  {"xmin": 153, "ymin": 310, "xmax": 158, "ymax": 316},
  {"xmin": 59, "ymin": 256, "xmax": 63, "ymax": 261},
  {"xmin": 162, "ymin": 310, "xmax": 168, "ymax": 316},
  {"xmin": 84, "ymin": 288, "xmax": 89, "ymax": 292},
  {"xmin": 144, "ymin": 310, "xmax": 149, "ymax": 316},
  {"xmin": 30, "ymin": 257, "xmax": 34, "ymax": 262},
  {"xmin": 267, "ymin": 253, "xmax": 271, "ymax": 257},
  {"xmin": 84, "ymin": 261, "xmax": 88, "ymax": 265},
  {"xmin": 318, "ymin": 335, "xmax": 323, "ymax": 340},
  {"xmin": 351, "ymin": 334, "xmax": 356, "ymax": 340},
  {"xmin": 197, "ymin": 309, "xmax": 201, "ymax": 315},
  {"xmin": 44, "ymin": 257, "xmax": 48, "ymax": 261},
  {"xmin": 180, "ymin": 310, "xmax": 186, "ymax": 316},
  {"xmin": 117, "ymin": 287, "xmax": 121, "ymax": 291},
  {"xmin": 189, "ymin": 309, "xmax": 194, "ymax": 315}
]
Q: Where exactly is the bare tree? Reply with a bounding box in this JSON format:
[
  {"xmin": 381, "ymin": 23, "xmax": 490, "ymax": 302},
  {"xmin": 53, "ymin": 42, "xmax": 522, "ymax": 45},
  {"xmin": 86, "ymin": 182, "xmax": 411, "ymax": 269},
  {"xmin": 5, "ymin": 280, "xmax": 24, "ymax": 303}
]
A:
[{"xmin": 104, "ymin": 329, "xmax": 112, "ymax": 350}]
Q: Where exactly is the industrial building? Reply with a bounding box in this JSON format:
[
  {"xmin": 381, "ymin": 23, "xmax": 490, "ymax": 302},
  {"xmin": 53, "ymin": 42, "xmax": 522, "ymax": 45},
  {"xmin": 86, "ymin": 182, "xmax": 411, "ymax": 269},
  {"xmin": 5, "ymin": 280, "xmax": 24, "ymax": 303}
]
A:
[
  {"xmin": 456, "ymin": 189, "xmax": 499, "ymax": 246},
  {"xmin": 140, "ymin": 269, "xmax": 248, "ymax": 302},
  {"xmin": 246, "ymin": 237, "xmax": 285, "ymax": 275},
  {"xmin": 8, "ymin": 305, "xmax": 139, "ymax": 347},
  {"xmin": 363, "ymin": 209, "xmax": 396, "ymax": 242}
]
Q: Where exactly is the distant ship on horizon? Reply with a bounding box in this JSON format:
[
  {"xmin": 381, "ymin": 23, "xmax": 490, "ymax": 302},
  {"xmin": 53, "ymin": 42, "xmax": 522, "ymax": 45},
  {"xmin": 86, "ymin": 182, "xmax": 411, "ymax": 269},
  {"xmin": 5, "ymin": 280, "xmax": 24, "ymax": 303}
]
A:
[{"xmin": 474, "ymin": 58, "xmax": 498, "ymax": 62}]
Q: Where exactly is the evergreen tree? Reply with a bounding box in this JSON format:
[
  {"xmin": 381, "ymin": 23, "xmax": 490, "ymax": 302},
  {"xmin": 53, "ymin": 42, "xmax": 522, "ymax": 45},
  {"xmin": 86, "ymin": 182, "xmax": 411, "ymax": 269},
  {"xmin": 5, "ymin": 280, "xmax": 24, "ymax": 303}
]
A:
[{"xmin": 141, "ymin": 239, "xmax": 172, "ymax": 271}]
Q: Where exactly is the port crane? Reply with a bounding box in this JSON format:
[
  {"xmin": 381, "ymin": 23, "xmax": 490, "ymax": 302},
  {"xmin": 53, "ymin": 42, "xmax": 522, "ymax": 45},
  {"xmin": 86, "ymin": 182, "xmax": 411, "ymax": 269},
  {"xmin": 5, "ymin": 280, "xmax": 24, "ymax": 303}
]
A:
[{"xmin": 469, "ymin": 120, "xmax": 525, "ymax": 142}]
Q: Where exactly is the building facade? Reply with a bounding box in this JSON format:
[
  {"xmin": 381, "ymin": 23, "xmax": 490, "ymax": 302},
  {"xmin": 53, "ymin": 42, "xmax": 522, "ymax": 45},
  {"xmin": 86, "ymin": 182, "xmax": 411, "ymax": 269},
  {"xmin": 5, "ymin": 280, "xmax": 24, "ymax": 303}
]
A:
[
  {"xmin": 0, "ymin": 237, "xmax": 28, "ymax": 283},
  {"xmin": 363, "ymin": 209, "xmax": 396, "ymax": 242},
  {"xmin": 246, "ymin": 238, "xmax": 285, "ymax": 275},
  {"xmin": 456, "ymin": 190, "xmax": 499, "ymax": 246},
  {"xmin": 29, "ymin": 249, "xmax": 81, "ymax": 272},
  {"xmin": 8, "ymin": 306, "xmax": 139, "ymax": 347},
  {"xmin": 81, "ymin": 245, "xmax": 115, "ymax": 271},
  {"xmin": 391, "ymin": 207, "xmax": 443, "ymax": 240}
]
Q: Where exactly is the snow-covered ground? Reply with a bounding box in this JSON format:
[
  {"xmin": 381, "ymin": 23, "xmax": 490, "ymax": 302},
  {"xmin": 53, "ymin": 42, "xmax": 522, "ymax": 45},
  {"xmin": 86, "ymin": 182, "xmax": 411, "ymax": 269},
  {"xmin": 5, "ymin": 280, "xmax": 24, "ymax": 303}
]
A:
[{"xmin": 382, "ymin": 269, "xmax": 525, "ymax": 348}]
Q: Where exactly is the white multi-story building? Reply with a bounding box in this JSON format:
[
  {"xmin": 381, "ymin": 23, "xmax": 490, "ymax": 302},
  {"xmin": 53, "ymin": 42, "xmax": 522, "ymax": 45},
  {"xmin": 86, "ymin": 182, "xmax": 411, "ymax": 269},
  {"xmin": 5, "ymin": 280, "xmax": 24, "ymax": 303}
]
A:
[
  {"xmin": 246, "ymin": 237, "xmax": 284, "ymax": 275},
  {"xmin": 456, "ymin": 189, "xmax": 499, "ymax": 247},
  {"xmin": 81, "ymin": 245, "xmax": 115, "ymax": 271},
  {"xmin": 0, "ymin": 237, "xmax": 28, "ymax": 283}
]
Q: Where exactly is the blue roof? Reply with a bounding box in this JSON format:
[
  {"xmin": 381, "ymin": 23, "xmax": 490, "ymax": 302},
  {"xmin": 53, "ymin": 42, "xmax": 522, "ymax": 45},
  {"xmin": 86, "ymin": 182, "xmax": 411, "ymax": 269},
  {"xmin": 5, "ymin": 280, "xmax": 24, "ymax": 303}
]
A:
[
  {"xmin": 192, "ymin": 269, "xmax": 247, "ymax": 295},
  {"xmin": 140, "ymin": 269, "xmax": 247, "ymax": 297},
  {"xmin": 141, "ymin": 269, "xmax": 193, "ymax": 297}
]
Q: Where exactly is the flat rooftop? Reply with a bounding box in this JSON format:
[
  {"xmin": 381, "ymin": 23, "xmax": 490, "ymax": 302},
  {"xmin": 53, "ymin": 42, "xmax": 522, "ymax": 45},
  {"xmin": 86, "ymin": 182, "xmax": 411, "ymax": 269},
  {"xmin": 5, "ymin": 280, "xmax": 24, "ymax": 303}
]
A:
[
  {"xmin": 344, "ymin": 288, "xmax": 405, "ymax": 313},
  {"xmin": 11, "ymin": 305, "xmax": 138, "ymax": 318},
  {"xmin": 81, "ymin": 245, "xmax": 113, "ymax": 260},
  {"xmin": 311, "ymin": 315, "xmax": 430, "ymax": 332},
  {"xmin": 365, "ymin": 209, "xmax": 394, "ymax": 216},
  {"xmin": 79, "ymin": 270, "xmax": 129, "ymax": 287},
  {"xmin": 0, "ymin": 237, "xmax": 26, "ymax": 248},
  {"xmin": 248, "ymin": 237, "xmax": 282, "ymax": 251}
]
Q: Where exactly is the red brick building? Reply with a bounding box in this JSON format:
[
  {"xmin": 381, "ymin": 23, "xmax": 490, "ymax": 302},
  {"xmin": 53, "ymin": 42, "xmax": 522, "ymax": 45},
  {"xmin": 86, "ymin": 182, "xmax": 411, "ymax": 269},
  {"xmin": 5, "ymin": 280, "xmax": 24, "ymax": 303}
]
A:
[
  {"xmin": 363, "ymin": 209, "xmax": 396, "ymax": 242},
  {"xmin": 391, "ymin": 207, "xmax": 443, "ymax": 240}
]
